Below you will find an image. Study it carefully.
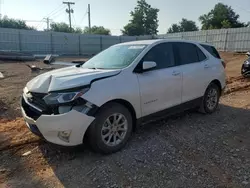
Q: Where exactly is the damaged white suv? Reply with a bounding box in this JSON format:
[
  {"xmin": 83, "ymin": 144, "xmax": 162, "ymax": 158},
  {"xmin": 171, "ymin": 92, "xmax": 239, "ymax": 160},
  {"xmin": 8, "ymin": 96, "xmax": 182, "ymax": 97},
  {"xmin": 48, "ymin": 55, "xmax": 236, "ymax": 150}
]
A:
[{"xmin": 21, "ymin": 39, "xmax": 225, "ymax": 153}]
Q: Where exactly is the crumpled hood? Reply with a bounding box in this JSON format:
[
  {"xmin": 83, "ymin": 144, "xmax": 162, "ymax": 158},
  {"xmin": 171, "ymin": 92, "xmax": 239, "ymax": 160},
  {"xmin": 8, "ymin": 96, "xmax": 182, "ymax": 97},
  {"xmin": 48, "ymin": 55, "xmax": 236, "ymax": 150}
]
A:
[{"xmin": 26, "ymin": 66, "xmax": 120, "ymax": 93}]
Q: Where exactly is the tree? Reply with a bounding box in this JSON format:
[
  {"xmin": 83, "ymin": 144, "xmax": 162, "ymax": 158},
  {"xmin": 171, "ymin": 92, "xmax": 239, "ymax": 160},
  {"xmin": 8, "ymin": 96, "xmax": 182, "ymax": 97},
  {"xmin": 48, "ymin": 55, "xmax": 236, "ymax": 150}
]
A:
[
  {"xmin": 50, "ymin": 22, "xmax": 73, "ymax": 33},
  {"xmin": 167, "ymin": 19, "xmax": 198, "ymax": 33},
  {"xmin": 122, "ymin": 0, "xmax": 159, "ymax": 36},
  {"xmin": 199, "ymin": 3, "xmax": 246, "ymax": 30},
  {"xmin": 167, "ymin": 24, "xmax": 181, "ymax": 33},
  {"xmin": 83, "ymin": 26, "xmax": 111, "ymax": 35},
  {"xmin": 74, "ymin": 27, "xmax": 83, "ymax": 34},
  {"xmin": 49, "ymin": 23, "xmax": 110, "ymax": 35},
  {"xmin": 0, "ymin": 16, "xmax": 35, "ymax": 30}
]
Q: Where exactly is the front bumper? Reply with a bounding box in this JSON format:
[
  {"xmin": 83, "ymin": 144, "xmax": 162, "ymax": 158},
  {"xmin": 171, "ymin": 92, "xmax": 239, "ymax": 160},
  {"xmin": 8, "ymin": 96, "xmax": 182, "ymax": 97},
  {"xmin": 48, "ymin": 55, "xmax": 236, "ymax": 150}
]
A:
[
  {"xmin": 21, "ymin": 105, "xmax": 95, "ymax": 146},
  {"xmin": 241, "ymin": 64, "xmax": 250, "ymax": 76}
]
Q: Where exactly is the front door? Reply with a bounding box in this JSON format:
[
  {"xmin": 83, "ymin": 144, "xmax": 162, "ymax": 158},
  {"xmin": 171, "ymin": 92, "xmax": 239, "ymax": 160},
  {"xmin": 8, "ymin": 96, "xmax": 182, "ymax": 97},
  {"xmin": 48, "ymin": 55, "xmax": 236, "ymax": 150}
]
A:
[{"xmin": 136, "ymin": 42, "xmax": 182, "ymax": 117}]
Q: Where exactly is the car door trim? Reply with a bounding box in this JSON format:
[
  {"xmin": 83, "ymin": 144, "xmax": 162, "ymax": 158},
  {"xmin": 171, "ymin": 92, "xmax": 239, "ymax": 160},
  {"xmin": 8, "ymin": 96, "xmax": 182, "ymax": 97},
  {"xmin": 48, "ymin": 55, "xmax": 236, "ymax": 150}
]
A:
[{"xmin": 137, "ymin": 97, "xmax": 202, "ymax": 125}]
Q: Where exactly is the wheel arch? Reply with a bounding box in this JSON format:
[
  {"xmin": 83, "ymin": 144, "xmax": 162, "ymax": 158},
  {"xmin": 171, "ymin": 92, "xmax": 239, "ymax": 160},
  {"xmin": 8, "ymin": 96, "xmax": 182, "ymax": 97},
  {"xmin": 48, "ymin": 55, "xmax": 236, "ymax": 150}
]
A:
[
  {"xmin": 210, "ymin": 79, "xmax": 222, "ymax": 94},
  {"xmin": 85, "ymin": 99, "xmax": 137, "ymax": 138},
  {"xmin": 102, "ymin": 99, "xmax": 137, "ymax": 131}
]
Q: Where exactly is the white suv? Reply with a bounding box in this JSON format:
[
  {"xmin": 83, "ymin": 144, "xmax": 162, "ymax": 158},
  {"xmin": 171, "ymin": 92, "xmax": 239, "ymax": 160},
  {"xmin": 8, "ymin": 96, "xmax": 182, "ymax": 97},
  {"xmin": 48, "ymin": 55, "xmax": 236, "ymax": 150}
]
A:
[{"xmin": 21, "ymin": 39, "xmax": 226, "ymax": 153}]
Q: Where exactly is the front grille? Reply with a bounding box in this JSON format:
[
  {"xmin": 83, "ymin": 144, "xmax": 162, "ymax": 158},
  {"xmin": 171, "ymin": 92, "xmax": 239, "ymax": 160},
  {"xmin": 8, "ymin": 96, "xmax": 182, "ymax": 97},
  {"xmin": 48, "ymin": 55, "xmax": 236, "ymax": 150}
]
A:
[
  {"xmin": 22, "ymin": 92, "xmax": 54, "ymax": 120},
  {"xmin": 29, "ymin": 92, "xmax": 47, "ymax": 111},
  {"xmin": 22, "ymin": 97, "xmax": 42, "ymax": 120}
]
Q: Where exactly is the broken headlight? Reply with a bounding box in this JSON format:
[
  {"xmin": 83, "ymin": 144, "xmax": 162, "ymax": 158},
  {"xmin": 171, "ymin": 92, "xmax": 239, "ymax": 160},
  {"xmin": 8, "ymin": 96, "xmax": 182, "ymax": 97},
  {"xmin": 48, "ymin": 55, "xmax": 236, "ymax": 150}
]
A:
[{"xmin": 43, "ymin": 88, "xmax": 89, "ymax": 105}]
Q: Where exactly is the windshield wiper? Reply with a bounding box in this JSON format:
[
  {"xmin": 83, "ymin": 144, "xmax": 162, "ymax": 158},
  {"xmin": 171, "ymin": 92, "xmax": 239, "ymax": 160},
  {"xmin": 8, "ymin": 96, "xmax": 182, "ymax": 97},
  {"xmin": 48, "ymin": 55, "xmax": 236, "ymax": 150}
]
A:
[
  {"xmin": 88, "ymin": 67, "xmax": 97, "ymax": 69},
  {"xmin": 75, "ymin": 62, "xmax": 85, "ymax": 67}
]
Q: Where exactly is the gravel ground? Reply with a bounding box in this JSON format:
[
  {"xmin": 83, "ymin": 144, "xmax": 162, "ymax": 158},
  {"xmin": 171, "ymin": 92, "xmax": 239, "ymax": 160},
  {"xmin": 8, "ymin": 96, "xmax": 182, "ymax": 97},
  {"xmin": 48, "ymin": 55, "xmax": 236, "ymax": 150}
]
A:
[
  {"xmin": 1, "ymin": 52, "xmax": 250, "ymax": 188},
  {"xmin": 1, "ymin": 89, "xmax": 250, "ymax": 188}
]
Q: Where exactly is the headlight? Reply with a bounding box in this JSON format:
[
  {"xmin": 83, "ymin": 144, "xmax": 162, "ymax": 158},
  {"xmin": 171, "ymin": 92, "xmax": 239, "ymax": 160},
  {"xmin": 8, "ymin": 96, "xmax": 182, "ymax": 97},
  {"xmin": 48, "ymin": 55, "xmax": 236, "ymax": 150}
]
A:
[{"xmin": 43, "ymin": 88, "xmax": 89, "ymax": 105}]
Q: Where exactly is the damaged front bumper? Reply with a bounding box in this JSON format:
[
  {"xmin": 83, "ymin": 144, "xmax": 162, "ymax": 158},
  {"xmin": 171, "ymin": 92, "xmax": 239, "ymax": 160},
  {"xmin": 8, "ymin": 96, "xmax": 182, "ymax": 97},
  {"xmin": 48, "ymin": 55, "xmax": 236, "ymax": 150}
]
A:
[
  {"xmin": 21, "ymin": 94, "xmax": 95, "ymax": 146},
  {"xmin": 241, "ymin": 63, "xmax": 250, "ymax": 77}
]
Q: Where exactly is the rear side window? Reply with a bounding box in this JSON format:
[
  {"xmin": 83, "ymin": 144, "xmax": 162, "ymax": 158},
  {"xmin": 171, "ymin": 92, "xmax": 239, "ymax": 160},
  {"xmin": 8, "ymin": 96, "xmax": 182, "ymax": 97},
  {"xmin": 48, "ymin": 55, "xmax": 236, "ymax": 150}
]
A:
[
  {"xmin": 173, "ymin": 42, "xmax": 205, "ymax": 65},
  {"xmin": 196, "ymin": 47, "xmax": 206, "ymax": 61},
  {"xmin": 201, "ymin": 44, "xmax": 221, "ymax": 59},
  {"xmin": 143, "ymin": 43, "xmax": 175, "ymax": 69}
]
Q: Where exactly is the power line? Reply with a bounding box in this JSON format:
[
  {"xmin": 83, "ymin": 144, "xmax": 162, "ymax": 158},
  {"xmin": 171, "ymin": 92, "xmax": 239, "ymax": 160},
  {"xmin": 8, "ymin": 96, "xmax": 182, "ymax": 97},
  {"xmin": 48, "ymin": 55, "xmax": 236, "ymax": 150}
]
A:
[
  {"xmin": 219, "ymin": 0, "xmax": 250, "ymax": 14},
  {"xmin": 45, "ymin": 4, "xmax": 65, "ymax": 18},
  {"xmin": 35, "ymin": 4, "xmax": 65, "ymax": 29},
  {"xmin": 88, "ymin": 4, "xmax": 91, "ymax": 32},
  {"xmin": 72, "ymin": 13, "xmax": 77, "ymax": 27},
  {"xmin": 36, "ymin": 6, "xmax": 65, "ymax": 29},
  {"xmin": 50, "ymin": 7, "xmax": 66, "ymax": 20},
  {"xmin": 49, "ymin": 5, "xmax": 66, "ymax": 18},
  {"xmin": 0, "ymin": 0, "xmax": 2, "ymax": 19},
  {"xmin": 234, "ymin": 5, "xmax": 250, "ymax": 14},
  {"xmin": 79, "ymin": 9, "xmax": 88, "ymax": 25}
]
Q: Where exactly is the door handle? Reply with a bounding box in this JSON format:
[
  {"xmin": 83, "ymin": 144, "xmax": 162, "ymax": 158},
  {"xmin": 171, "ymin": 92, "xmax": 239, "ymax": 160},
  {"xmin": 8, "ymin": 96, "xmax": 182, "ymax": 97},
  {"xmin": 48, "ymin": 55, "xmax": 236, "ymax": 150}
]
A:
[
  {"xmin": 172, "ymin": 71, "xmax": 180, "ymax": 76},
  {"xmin": 204, "ymin": 64, "xmax": 210, "ymax": 69}
]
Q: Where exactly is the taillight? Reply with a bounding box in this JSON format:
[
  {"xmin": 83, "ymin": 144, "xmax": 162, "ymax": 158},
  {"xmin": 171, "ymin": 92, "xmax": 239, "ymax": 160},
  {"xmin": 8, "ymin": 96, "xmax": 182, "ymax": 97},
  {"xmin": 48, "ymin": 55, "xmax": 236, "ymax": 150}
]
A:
[{"xmin": 221, "ymin": 60, "xmax": 226, "ymax": 68}]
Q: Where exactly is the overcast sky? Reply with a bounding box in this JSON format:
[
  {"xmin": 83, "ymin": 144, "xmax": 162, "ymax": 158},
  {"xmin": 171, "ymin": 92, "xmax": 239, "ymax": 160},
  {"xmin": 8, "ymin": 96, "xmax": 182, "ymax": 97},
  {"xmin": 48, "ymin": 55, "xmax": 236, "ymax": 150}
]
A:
[{"xmin": 1, "ymin": 0, "xmax": 250, "ymax": 35}]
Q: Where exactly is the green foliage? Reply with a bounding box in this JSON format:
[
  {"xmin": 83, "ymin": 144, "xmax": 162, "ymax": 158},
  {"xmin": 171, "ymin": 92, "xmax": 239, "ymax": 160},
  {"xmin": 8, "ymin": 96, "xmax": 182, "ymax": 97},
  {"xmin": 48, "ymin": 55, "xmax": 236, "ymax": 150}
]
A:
[
  {"xmin": 167, "ymin": 19, "xmax": 198, "ymax": 33},
  {"xmin": 0, "ymin": 16, "xmax": 35, "ymax": 30},
  {"xmin": 167, "ymin": 24, "xmax": 181, "ymax": 33},
  {"xmin": 122, "ymin": 0, "xmax": 159, "ymax": 36},
  {"xmin": 50, "ymin": 22, "xmax": 74, "ymax": 33},
  {"xmin": 74, "ymin": 27, "xmax": 83, "ymax": 34},
  {"xmin": 49, "ymin": 23, "xmax": 110, "ymax": 35},
  {"xmin": 221, "ymin": 20, "xmax": 231, "ymax": 28},
  {"xmin": 83, "ymin": 26, "xmax": 111, "ymax": 35},
  {"xmin": 199, "ymin": 3, "xmax": 246, "ymax": 30}
]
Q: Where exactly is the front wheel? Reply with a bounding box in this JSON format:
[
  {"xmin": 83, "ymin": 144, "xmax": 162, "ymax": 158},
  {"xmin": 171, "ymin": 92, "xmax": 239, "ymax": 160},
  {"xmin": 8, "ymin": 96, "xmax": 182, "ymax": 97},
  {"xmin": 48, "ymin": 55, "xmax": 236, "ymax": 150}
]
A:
[
  {"xmin": 87, "ymin": 102, "xmax": 133, "ymax": 154},
  {"xmin": 200, "ymin": 83, "xmax": 220, "ymax": 114}
]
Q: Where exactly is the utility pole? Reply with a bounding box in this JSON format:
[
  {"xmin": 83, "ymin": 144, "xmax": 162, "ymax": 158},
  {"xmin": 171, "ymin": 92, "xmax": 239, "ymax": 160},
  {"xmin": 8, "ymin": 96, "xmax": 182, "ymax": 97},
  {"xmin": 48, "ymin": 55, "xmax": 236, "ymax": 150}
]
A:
[
  {"xmin": 63, "ymin": 1, "xmax": 75, "ymax": 31},
  {"xmin": 43, "ymin": 17, "xmax": 52, "ymax": 30},
  {"xmin": 88, "ymin": 4, "xmax": 91, "ymax": 33},
  {"xmin": 0, "ymin": 0, "xmax": 2, "ymax": 19}
]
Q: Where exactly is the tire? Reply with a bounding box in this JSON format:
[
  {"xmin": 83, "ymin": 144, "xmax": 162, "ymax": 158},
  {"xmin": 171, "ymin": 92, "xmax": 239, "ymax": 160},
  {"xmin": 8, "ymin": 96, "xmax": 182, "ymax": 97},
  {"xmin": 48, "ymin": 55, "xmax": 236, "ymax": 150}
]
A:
[
  {"xmin": 87, "ymin": 102, "xmax": 133, "ymax": 154},
  {"xmin": 199, "ymin": 83, "xmax": 220, "ymax": 114}
]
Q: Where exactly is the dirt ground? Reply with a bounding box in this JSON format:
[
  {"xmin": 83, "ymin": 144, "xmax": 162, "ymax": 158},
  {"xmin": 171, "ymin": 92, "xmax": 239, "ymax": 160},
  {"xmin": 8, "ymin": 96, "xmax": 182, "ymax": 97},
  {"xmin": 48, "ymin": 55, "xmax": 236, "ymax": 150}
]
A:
[{"xmin": 1, "ymin": 53, "xmax": 250, "ymax": 188}]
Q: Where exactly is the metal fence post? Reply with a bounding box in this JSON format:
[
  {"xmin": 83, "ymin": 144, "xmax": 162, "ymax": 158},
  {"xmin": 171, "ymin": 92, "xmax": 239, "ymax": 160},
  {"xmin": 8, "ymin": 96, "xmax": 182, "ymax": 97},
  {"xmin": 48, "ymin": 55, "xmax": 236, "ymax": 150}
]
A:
[
  {"xmin": 119, "ymin": 36, "xmax": 122, "ymax": 43},
  {"xmin": 205, "ymin": 30, "xmax": 208, "ymax": 42},
  {"xmin": 100, "ymin": 36, "xmax": 103, "ymax": 51},
  {"xmin": 78, "ymin": 34, "xmax": 81, "ymax": 56},
  {"xmin": 50, "ymin": 32, "xmax": 53, "ymax": 54},
  {"xmin": 18, "ymin": 31, "xmax": 22, "ymax": 52},
  {"xmin": 224, "ymin": 30, "xmax": 229, "ymax": 51}
]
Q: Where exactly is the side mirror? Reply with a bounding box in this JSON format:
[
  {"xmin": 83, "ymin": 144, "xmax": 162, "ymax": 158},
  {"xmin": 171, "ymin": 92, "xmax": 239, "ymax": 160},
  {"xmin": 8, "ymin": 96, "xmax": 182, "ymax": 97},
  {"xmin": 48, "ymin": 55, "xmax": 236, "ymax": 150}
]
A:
[{"xmin": 142, "ymin": 61, "xmax": 157, "ymax": 71}]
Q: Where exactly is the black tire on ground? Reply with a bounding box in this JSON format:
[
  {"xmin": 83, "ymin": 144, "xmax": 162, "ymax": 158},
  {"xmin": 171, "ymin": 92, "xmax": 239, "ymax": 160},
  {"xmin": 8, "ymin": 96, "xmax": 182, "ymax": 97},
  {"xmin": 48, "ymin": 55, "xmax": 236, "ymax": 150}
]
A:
[
  {"xmin": 199, "ymin": 83, "xmax": 220, "ymax": 114},
  {"xmin": 87, "ymin": 102, "xmax": 133, "ymax": 154}
]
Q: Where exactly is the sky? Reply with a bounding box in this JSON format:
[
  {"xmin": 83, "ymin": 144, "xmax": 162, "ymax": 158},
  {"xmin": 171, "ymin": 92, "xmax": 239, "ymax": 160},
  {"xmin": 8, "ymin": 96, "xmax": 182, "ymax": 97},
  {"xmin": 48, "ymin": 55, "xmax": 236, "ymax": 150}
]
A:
[{"xmin": 0, "ymin": 0, "xmax": 250, "ymax": 35}]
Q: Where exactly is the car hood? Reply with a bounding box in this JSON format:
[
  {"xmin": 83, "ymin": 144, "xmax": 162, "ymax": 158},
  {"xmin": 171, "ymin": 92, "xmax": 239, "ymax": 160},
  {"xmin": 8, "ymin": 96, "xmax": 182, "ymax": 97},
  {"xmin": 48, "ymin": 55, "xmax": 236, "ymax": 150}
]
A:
[{"xmin": 26, "ymin": 66, "xmax": 121, "ymax": 93}]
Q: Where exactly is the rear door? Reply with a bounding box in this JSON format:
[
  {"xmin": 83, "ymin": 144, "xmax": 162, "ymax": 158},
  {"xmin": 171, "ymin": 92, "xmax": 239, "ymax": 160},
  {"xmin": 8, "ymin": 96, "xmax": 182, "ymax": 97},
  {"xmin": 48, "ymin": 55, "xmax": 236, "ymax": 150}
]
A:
[
  {"xmin": 200, "ymin": 44, "xmax": 226, "ymax": 89},
  {"xmin": 173, "ymin": 42, "xmax": 207, "ymax": 103},
  {"xmin": 136, "ymin": 42, "xmax": 182, "ymax": 117}
]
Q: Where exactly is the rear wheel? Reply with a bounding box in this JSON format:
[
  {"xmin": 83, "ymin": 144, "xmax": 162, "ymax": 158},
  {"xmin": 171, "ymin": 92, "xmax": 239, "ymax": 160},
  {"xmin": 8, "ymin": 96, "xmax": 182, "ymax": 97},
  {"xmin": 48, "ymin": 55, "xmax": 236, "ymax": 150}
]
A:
[
  {"xmin": 200, "ymin": 83, "xmax": 220, "ymax": 114},
  {"xmin": 87, "ymin": 102, "xmax": 133, "ymax": 154}
]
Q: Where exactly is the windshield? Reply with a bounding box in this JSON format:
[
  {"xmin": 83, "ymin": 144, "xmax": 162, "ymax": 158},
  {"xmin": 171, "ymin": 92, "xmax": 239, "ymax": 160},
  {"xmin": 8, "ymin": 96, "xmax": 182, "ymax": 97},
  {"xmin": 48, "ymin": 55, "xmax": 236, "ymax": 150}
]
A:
[{"xmin": 82, "ymin": 44, "xmax": 147, "ymax": 69}]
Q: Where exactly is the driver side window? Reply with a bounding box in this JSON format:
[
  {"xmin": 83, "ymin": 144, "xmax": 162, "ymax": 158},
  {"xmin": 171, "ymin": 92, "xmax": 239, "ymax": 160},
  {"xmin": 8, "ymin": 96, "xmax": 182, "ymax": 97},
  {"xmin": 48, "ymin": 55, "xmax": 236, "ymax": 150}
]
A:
[{"xmin": 143, "ymin": 43, "xmax": 175, "ymax": 69}]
